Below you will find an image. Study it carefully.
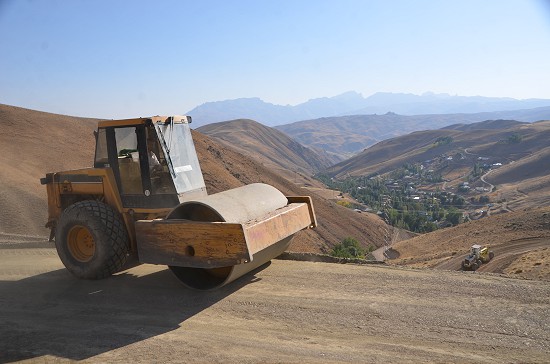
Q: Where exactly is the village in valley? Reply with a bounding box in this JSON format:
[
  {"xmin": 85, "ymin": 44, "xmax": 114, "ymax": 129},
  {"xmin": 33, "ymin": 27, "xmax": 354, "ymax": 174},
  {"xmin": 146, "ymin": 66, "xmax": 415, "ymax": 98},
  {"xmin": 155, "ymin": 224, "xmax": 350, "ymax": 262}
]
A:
[{"xmin": 319, "ymin": 150, "xmax": 507, "ymax": 233}]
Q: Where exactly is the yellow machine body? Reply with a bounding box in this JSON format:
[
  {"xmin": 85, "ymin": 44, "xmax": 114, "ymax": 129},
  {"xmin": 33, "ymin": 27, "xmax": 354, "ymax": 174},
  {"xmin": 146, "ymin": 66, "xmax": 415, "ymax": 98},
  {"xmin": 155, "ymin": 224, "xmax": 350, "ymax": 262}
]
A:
[
  {"xmin": 461, "ymin": 244, "xmax": 494, "ymax": 271},
  {"xmin": 41, "ymin": 116, "xmax": 316, "ymax": 289}
]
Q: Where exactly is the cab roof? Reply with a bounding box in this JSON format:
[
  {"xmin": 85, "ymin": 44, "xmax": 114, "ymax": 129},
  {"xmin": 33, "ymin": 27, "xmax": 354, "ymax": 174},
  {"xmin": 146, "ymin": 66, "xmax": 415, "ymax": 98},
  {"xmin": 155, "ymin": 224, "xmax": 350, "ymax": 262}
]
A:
[{"xmin": 98, "ymin": 115, "xmax": 192, "ymax": 128}]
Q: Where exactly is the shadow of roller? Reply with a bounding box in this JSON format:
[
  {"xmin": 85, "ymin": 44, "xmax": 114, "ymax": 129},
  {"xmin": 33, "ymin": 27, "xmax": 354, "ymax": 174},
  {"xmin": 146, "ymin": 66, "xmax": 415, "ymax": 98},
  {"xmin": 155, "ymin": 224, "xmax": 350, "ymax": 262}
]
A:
[{"xmin": 166, "ymin": 183, "xmax": 293, "ymax": 290}]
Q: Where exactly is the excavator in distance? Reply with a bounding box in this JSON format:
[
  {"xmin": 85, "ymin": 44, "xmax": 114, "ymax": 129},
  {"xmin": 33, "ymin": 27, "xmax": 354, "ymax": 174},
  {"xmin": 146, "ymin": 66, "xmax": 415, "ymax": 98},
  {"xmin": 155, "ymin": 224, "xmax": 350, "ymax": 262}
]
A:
[{"xmin": 41, "ymin": 115, "xmax": 316, "ymax": 290}]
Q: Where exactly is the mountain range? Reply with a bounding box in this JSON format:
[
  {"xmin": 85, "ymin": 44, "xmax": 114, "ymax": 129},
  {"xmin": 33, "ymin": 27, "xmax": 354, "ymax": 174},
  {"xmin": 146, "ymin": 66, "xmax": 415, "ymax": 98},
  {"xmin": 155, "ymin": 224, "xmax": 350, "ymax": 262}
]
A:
[
  {"xmin": 276, "ymin": 107, "xmax": 550, "ymax": 160},
  {"xmin": 187, "ymin": 91, "xmax": 550, "ymax": 127}
]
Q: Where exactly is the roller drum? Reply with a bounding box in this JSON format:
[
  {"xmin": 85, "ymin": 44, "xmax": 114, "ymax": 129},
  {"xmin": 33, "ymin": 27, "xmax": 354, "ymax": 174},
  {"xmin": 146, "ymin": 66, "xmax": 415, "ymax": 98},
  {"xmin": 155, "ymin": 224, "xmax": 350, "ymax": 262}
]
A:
[{"xmin": 167, "ymin": 183, "xmax": 292, "ymax": 290}]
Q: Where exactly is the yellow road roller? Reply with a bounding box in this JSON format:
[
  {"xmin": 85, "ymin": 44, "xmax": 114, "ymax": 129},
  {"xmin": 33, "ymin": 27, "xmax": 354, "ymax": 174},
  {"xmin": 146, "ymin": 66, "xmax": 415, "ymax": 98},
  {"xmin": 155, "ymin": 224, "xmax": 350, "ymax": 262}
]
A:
[{"xmin": 41, "ymin": 115, "xmax": 316, "ymax": 289}]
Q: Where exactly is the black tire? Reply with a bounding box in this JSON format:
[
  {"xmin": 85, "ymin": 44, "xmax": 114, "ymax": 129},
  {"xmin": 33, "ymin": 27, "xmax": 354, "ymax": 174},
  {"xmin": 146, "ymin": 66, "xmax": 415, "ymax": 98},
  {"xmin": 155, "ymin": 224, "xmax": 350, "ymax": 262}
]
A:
[
  {"xmin": 489, "ymin": 251, "xmax": 495, "ymax": 261},
  {"xmin": 55, "ymin": 200, "xmax": 130, "ymax": 279}
]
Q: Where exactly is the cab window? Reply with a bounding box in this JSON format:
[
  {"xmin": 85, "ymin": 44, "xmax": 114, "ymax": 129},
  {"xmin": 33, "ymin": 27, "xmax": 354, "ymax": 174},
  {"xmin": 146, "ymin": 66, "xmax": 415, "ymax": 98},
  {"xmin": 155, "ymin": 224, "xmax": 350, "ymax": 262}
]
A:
[{"xmin": 115, "ymin": 127, "xmax": 143, "ymax": 194}]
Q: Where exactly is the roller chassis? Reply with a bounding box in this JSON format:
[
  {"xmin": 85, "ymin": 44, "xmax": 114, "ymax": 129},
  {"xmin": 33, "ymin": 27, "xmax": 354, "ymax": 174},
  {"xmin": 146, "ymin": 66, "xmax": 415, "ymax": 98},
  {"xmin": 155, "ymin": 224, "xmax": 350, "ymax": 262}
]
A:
[{"xmin": 41, "ymin": 115, "xmax": 316, "ymax": 289}]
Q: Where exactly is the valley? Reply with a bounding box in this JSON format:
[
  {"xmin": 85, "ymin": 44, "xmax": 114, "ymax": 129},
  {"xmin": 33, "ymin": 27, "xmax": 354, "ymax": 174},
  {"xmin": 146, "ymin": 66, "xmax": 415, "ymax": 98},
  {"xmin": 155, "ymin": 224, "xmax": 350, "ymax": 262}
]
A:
[
  {"xmin": 322, "ymin": 120, "xmax": 550, "ymax": 217},
  {"xmin": 318, "ymin": 148, "xmax": 508, "ymax": 233}
]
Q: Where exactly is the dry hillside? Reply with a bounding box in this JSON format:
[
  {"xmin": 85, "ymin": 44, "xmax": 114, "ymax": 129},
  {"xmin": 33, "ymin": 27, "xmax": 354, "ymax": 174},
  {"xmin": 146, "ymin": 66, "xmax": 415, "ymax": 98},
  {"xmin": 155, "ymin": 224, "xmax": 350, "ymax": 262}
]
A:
[
  {"xmin": 389, "ymin": 206, "xmax": 550, "ymax": 280},
  {"xmin": 485, "ymin": 146, "xmax": 550, "ymax": 210},
  {"xmin": 276, "ymin": 109, "xmax": 550, "ymax": 158},
  {"xmin": 327, "ymin": 128, "xmax": 451, "ymax": 177},
  {"xmin": 0, "ymin": 104, "xmax": 390, "ymax": 253},
  {"xmin": 326, "ymin": 119, "xmax": 550, "ymax": 178},
  {"xmin": 192, "ymin": 129, "xmax": 389, "ymax": 252},
  {"xmin": 197, "ymin": 119, "xmax": 332, "ymax": 183},
  {"xmin": 0, "ymin": 104, "xmax": 99, "ymax": 236},
  {"xmin": 324, "ymin": 119, "xmax": 550, "ymax": 210},
  {"xmin": 480, "ymin": 122, "xmax": 550, "ymax": 210}
]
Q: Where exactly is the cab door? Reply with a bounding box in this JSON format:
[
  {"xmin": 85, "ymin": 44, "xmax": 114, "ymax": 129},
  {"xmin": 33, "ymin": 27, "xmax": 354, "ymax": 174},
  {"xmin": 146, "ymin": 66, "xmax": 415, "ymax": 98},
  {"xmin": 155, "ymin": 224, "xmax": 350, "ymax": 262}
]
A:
[{"xmin": 95, "ymin": 124, "xmax": 179, "ymax": 209}]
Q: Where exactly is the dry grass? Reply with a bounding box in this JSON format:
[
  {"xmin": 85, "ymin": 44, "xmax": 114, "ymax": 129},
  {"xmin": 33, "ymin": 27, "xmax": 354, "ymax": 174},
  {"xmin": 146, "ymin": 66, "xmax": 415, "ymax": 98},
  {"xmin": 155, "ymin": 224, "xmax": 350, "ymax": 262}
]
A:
[{"xmin": 504, "ymin": 248, "xmax": 550, "ymax": 281}]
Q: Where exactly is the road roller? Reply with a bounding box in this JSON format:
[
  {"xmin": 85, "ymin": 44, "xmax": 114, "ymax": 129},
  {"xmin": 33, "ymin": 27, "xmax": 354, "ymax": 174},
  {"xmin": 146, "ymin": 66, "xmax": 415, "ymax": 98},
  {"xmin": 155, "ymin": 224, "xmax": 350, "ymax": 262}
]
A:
[{"xmin": 40, "ymin": 115, "xmax": 316, "ymax": 289}]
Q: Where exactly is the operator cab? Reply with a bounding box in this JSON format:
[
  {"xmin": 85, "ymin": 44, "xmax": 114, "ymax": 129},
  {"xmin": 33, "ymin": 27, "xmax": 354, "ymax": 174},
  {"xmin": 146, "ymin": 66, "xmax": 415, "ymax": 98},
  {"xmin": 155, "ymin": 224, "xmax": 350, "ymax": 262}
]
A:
[
  {"xmin": 470, "ymin": 244, "xmax": 481, "ymax": 257},
  {"xmin": 93, "ymin": 115, "xmax": 207, "ymax": 209}
]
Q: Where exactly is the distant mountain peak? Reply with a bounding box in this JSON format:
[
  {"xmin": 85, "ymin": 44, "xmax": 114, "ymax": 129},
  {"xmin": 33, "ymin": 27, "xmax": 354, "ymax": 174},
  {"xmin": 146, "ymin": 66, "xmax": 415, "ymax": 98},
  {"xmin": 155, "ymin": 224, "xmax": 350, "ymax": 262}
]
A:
[
  {"xmin": 333, "ymin": 90, "xmax": 364, "ymax": 99},
  {"xmin": 187, "ymin": 91, "xmax": 370, "ymax": 128},
  {"xmin": 422, "ymin": 91, "xmax": 451, "ymax": 98}
]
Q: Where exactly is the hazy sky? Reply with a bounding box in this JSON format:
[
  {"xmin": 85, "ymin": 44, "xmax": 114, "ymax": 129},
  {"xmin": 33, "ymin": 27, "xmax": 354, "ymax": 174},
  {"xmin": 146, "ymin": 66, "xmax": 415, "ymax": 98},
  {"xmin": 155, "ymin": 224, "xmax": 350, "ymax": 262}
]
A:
[{"xmin": 1, "ymin": 0, "xmax": 549, "ymax": 118}]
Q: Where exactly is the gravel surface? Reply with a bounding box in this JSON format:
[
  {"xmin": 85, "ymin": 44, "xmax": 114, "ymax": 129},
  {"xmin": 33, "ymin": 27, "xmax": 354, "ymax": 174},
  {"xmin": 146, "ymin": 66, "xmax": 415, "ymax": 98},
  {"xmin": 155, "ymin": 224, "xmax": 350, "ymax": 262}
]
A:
[{"xmin": 1, "ymin": 245, "xmax": 549, "ymax": 363}]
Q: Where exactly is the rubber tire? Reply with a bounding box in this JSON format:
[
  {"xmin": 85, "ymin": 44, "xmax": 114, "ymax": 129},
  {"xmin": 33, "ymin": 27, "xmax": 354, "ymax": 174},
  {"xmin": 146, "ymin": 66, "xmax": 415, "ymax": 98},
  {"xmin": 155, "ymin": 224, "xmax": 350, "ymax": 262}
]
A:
[
  {"xmin": 489, "ymin": 251, "xmax": 495, "ymax": 261},
  {"xmin": 55, "ymin": 200, "xmax": 130, "ymax": 279}
]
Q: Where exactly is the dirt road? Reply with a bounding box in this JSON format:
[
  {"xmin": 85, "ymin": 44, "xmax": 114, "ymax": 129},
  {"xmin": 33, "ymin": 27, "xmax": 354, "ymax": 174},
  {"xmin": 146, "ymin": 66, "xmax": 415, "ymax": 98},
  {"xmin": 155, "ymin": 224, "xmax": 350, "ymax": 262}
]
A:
[
  {"xmin": 435, "ymin": 238, "xmax": 549, "ymax": 272},
  {"xmin": 1, "ymin": 242, "xmax": 549, "ymax": 363}
]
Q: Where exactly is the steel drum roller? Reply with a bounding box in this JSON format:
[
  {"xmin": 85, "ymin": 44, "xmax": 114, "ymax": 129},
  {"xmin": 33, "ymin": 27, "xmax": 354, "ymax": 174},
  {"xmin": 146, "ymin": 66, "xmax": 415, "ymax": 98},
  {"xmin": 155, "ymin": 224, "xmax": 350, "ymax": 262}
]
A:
[{"xmin": 166, "ymin": 183, "xmax": 292, "ymax": 290}]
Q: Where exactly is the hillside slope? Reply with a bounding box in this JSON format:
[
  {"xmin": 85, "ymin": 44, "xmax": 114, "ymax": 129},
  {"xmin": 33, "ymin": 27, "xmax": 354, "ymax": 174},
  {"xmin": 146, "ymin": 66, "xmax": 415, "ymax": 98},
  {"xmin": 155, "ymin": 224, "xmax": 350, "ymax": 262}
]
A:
[
  {"xmin": 191, "ymin": 128, "xmax": 389, "ymax": 252},
  {"xmin": 0, "ymin": 104, "xmax": 389, "ymax": 253},
  {"xmin": 197, "ymin": 119, "xmax": 335, "ymax": 178},
  {"xmin": 389, "ymin": 206, "xmax": 550, "ymax": 280},
  {"xmin": 0, "ymin": 104, "xmax": 99, "ymax": 236},
  {"xmin": 276, "ymin": 109, "xmax": 550, "ymax": 158},
  {"xmin": 322, "ymin": 119, "xmax": 550, "ymax": 212},
  {"xmin": 325, "ymin": 119, "xmax": 550, "ymax": 178}
]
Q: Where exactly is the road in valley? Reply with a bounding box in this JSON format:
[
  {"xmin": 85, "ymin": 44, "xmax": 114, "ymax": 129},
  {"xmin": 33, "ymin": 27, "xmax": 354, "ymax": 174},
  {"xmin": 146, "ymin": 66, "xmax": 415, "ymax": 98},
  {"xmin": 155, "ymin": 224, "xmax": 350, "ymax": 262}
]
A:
[{"xmin": 480, "ymin": 169, "xmax": 495, "ymax": 192}]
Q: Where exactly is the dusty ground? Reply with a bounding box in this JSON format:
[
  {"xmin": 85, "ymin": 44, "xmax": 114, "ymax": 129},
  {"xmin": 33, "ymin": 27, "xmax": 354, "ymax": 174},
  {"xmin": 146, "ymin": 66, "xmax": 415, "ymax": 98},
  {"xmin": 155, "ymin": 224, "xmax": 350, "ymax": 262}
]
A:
[{"xmin": 1, "ymin": 240, "xmax": 549, "ymax": 363}]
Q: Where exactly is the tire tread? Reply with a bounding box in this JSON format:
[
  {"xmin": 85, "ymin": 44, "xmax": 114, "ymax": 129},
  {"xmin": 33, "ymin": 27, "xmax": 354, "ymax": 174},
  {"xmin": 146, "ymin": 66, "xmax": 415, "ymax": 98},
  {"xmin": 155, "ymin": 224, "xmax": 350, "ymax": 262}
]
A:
[{"xmin": 56, "ymin": 200, "xmax": 129, "ymax": 279}]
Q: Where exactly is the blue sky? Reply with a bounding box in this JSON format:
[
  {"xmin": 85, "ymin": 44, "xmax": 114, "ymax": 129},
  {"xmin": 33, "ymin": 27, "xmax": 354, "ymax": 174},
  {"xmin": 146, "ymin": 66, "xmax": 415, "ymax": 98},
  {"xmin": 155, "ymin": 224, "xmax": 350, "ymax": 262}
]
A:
[{"xmin": 1, "ymin": 0, "xmax": 549, "ymax": 118}]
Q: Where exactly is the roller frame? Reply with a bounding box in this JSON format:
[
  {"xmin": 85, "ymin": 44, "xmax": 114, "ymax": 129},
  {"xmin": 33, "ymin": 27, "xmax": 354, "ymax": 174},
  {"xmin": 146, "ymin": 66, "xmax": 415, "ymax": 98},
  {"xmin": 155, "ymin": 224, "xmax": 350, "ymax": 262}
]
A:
[
  {"xmin": 41, "ymin": 115, "xmax": 318, "ymax": 290},
  {"xmin": 135, "ymin": 197, "xmax": 316, "ymax": 269}
]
